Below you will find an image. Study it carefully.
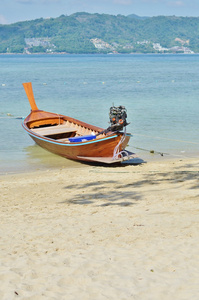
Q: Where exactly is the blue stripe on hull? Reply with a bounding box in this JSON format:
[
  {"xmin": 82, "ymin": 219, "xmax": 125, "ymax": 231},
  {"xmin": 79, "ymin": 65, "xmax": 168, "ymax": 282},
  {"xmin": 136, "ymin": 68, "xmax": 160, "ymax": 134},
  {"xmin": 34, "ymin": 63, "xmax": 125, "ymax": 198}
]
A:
[{"xmin": 26, "ymin": 129, "xmax": 117, "ymax": 147}]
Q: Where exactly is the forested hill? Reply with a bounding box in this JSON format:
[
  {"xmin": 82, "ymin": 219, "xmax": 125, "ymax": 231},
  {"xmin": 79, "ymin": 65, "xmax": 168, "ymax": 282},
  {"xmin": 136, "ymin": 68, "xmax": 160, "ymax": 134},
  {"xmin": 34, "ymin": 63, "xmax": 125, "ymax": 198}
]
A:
[{"xmin": 0, "ymin": 12, "xmax": 199, "ymax": 54}]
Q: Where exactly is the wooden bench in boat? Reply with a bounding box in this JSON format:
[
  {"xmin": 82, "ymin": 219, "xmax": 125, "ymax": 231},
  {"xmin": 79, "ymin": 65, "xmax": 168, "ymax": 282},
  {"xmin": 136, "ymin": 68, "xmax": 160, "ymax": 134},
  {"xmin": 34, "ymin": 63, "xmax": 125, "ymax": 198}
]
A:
[{"xmin": 31, "ymin": 125, "xmax": 77, "ymax": 137}]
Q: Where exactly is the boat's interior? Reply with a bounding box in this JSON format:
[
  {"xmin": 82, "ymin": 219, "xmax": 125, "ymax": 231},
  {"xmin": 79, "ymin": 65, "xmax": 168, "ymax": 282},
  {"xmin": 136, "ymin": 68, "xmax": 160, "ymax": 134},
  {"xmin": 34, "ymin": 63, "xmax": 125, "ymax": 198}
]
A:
[{"xmin": 28, "ymin": 117, "xmax": 106, "ymax": 142}]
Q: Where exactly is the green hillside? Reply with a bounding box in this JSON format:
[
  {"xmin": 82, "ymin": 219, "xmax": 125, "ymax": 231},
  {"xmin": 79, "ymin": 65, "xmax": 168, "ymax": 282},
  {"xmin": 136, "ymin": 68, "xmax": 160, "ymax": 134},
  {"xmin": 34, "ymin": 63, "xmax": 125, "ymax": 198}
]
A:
[{"xmin": 0, "ymin": 12, "xmax": 198, "ymax": 54}]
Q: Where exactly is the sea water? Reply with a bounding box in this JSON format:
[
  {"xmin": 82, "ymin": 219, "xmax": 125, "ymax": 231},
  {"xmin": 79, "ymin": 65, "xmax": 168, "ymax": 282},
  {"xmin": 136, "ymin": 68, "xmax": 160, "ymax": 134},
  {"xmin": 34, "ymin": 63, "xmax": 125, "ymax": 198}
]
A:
[{"xmin": 0, "ymin": 54, "xmax": 199, "ymax": 174}]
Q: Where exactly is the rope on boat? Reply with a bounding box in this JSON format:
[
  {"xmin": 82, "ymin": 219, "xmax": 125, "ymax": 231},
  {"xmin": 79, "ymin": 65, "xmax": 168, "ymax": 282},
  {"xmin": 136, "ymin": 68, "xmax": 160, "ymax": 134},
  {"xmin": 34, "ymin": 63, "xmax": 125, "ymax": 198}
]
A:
[
  {"xmin": 132, "ymin": 133, "xmax": 199, "ymax": 157},
  {"xmin": 56, "ymin": 113, "xmax": 61, "ymax": 125},
  {"xmin": 112, "ymin": 127, "xmax": 129, "ymax": 161},
  {"xmin": 132, "ymin": 145, "xmax": 199, "ymax": 159},
  {"xmin": 133, "ymin": 146, "xmax": 167, "ymax": 156},
  {"xmin": 0, "ymin": 116, "xmax": 24, "ymax": 119}
]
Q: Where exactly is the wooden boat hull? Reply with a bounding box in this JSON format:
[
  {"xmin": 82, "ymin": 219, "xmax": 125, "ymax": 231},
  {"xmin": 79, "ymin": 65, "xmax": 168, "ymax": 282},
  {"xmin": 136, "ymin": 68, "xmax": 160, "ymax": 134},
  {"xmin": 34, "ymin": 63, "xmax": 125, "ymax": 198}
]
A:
[
  {"xmin": 23, "ymin": 122, "xmax": 131, "ymax": 162},
  {"xmin": 22, "ymin": 82, "xmax": 134, "ymax": 164}
]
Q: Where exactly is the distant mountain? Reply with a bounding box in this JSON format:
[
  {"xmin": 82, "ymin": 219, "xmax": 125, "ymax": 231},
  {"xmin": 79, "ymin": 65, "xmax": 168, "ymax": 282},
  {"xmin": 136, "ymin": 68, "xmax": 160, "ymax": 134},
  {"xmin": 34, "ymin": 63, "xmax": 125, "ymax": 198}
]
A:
[
  {"xmin": 127, "ymin": 14, "xmax": 149, "ymax": 20},
  {"xmin": 0, "ymin": 12, "xmax": 198, "ymax": 54}
]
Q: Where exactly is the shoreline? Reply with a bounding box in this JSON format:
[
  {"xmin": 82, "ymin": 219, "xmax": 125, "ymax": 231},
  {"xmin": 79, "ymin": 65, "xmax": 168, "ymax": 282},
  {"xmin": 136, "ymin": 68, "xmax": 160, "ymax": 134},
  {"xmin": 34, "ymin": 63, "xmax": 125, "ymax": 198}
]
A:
[
  {"xmin": 1, "ymin": 156, "xmax": 199, "ymax": 299},
  {"xmin": 1, "ymin": 150, "xmax": 199, "ymax": 176}
]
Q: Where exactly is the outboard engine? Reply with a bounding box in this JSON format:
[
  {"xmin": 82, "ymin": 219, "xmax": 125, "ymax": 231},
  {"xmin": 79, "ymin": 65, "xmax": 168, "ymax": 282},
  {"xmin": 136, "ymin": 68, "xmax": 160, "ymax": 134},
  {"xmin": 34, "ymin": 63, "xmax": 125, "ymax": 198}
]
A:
[{"xmin": 109, "ymin": 105, "xmax": 129, "ymax": 131}]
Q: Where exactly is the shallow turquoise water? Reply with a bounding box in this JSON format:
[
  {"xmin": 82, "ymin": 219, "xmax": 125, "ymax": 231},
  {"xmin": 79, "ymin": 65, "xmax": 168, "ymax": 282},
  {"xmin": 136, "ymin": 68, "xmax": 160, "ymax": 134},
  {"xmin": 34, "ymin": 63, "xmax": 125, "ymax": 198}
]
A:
[{"xmin": 0, "ymin": 54, "xmax": 199, "ymax": 173}]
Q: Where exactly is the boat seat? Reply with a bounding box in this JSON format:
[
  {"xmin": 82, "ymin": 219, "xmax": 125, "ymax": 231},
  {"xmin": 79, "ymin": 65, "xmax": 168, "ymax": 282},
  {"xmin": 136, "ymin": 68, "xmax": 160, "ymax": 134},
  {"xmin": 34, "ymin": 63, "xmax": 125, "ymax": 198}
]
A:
[
  {"xmin": 56, "ymin": 138, "xmax": 70, "ymax": 142},
  {"xmin": 31, "ymin": 125, "xmax": 77, "ymax": 136}
]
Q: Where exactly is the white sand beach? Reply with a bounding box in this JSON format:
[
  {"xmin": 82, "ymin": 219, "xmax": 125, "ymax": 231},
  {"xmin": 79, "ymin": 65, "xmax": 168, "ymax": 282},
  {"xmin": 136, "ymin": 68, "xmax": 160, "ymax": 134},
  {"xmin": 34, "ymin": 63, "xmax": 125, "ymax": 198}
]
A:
[{"xmin": 0, "ymin": 157, "xmax": 199, "ymax": 299}]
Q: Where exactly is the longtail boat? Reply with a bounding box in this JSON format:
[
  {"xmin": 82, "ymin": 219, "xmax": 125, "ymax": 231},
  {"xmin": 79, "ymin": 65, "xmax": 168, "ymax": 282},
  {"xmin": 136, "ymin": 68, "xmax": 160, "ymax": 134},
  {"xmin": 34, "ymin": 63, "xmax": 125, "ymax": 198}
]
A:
[{"xmin": 22, "ymin": 82, "xmax": 135, "ymax": 164}]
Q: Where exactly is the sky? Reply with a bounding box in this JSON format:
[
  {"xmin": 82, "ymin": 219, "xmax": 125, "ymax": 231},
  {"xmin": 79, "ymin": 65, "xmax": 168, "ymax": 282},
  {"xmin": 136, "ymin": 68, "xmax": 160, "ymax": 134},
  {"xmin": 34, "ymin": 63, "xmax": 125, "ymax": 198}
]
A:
[{"xmin": 0, "ymin": 0, "xmax": 199, "ymax": 24}]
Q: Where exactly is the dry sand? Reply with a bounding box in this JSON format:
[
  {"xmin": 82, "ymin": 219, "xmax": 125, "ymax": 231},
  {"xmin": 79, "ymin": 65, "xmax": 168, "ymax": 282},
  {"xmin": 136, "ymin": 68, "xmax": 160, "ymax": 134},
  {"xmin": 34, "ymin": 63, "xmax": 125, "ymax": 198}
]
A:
[{"xmin": 0, "ymin": 157, "xmax": 199, "ymax": 299}]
